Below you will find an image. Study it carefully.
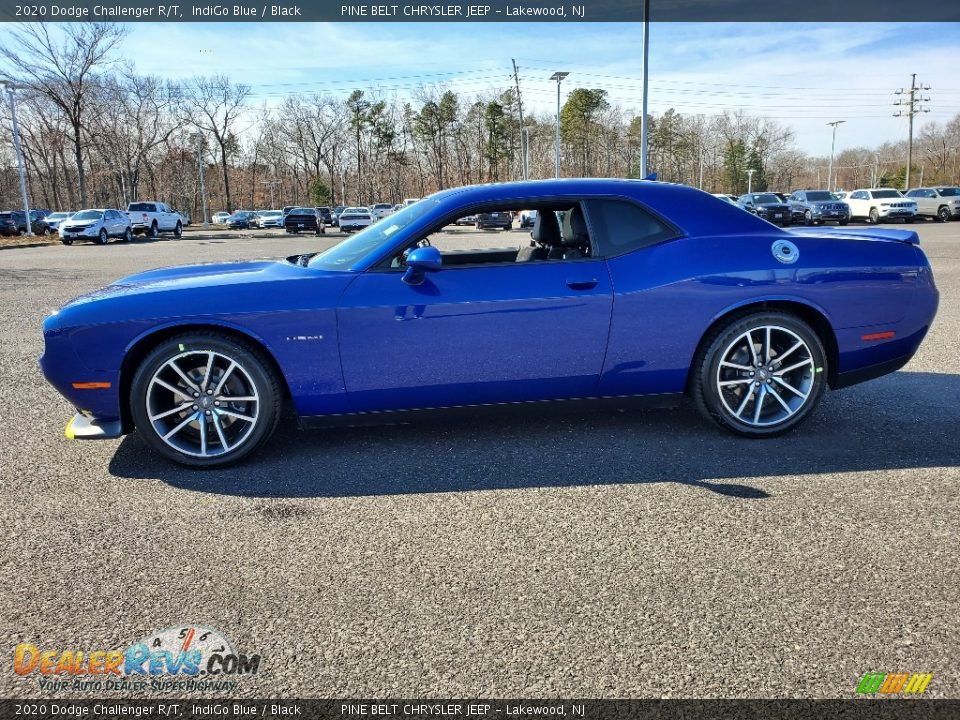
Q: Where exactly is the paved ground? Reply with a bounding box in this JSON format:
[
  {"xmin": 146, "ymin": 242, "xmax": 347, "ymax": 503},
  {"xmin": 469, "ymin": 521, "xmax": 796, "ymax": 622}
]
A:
[{"xmin": 1, "ymin": 222, "xmax": 958, "ymax": 699}]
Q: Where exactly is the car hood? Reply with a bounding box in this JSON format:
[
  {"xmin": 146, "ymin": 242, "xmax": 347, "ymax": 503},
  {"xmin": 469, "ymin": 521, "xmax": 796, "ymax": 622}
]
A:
[{"xmin": 62, "ymin": 260, "xmax": 303, "ymax": 308}]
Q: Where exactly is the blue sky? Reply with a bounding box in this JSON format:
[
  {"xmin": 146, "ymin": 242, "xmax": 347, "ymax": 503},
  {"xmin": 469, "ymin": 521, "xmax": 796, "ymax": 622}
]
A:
[{"xmin": 3, "ymin": 21, "xmax": 958, "ymax": 154}]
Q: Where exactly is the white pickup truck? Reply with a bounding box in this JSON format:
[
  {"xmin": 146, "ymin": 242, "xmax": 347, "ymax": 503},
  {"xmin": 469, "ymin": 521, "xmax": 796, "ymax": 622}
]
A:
[{"xmin": 126, "ymin": 201, "xmax": 184, "ymax": 238}]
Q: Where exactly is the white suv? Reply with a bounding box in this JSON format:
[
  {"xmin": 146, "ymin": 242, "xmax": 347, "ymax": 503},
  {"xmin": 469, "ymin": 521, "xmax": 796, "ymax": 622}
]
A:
[{"xmin": 845, "ymin": 189, "xmax": 917, "ymax": 224}]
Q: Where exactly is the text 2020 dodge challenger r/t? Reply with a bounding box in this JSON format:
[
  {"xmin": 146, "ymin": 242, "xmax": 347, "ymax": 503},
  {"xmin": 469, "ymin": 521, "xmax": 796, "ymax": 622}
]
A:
[{"xmin": 40, "ymin": 179, "xmax": 939, "ymax": 467}]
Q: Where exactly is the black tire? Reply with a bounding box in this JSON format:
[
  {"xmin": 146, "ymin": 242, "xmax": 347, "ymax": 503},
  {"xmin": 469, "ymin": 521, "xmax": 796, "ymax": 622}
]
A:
[
  {"xmin": 150, "ymin": 221, "xmax": 158, "ymax": 238},
  {"xmin": 174, "ymin": 221, "xmax": 182, "ymax": 238},
  {"xmin": 869, "ymin": 208, "xmax": 880, "ymax": 224},
  {"xmin": 61, "ymin": 238, "xmax": 73, "ymax": 246},
  {"xmin": 905, "ymin": 217, "xmax": 915, "ymax": 224},
  {"xmin": 691, "ymin": 311, "xmax": 827, "ymax": 438},
  {"xmin": 96, "ymin": 228, "xmax": 109, "ymax": 245},
  {"xmin": 129, "ymin": 332, "xmax": 282, "ymax": 468},
  {"xmin": 122, "ymin": 227, "xmax": 133, "ymax": 243},
  {"xmin": 937, "ymin": 206, "xmax": 951, "ymax": 223},
  {"xmin": 804, "ymin": 210, "xmax": 813, "ymax": 226},
  {"xmin": 839, "ymin": 218, "xmax": 849, "ymax": 226}
]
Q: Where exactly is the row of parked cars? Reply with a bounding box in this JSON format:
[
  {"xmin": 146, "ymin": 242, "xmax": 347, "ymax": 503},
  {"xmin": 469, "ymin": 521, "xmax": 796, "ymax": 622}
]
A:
[
  {"xmin": 0, "ymin": 201, "xmax": 190, "ymax": 245},
  {"xmin": 210, "ymin": 199, "xmax": 422, "ymax": 234},
  {"xmin": 713, "ymin": 186, "xmax": 960, "ymax": 226}
]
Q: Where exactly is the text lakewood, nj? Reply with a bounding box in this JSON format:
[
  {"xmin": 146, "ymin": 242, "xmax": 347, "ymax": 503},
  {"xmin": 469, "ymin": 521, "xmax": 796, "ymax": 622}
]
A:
[{"xmin": 341, "ymin": 4, "xmax": 584, "ymax": 17}]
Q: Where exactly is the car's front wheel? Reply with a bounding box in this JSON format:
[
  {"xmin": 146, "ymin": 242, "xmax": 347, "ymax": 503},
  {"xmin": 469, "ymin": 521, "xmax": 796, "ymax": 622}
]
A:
[
  {"xmin": 96, "ymin": 228, "xmax": 109, "ymax": 245},
  {"xmin": 869, "ymin": 208, "xmax": 880, "ymax": 224},
  {"xmin": 122, "ymin": 227, "xmax": 133, "ymax": 242},
  {"xmin": 692, "ymin": 312, "xmax": 827, "ymax": 438},
  {"xmin": 130, "ymin": 333, "xmax": 282, "ymax": 467},
  {"xmin": 937, "ymin": 206, "xmax": 951, "ymax": 223},
  {"xmin": 174, "ymin": 221, "xmax": 182, "ymax": 238}
]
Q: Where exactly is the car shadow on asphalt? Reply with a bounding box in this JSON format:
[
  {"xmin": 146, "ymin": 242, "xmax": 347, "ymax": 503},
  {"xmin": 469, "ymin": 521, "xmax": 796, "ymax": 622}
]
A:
[{"xmin": 108, "ymin": 371, "xmax": 960, "ymax": 500}]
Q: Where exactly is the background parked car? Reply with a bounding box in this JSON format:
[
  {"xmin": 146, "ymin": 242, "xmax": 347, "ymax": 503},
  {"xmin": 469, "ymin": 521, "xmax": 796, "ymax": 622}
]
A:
[
  {"xmin": 315, "ymin": 207, "xmax": 333, "ymax": 225},
  {"xmin": 905, "ymin": 187, "xmax": 960, "ymax": 222},
  {"xmin": 711, "ymin": 193, "xmax": 738, "ymax": 206},
  {"xmin": 126, "ymin": 201, "xmax": 183, "ymax": 238},
  {"xmin": 331, "ymin": 206, "xmax": 346, "ymax": 226},
  {"xmin": 226, "ymin": 211, "xmax": 256, "ymax": 229},
  {"xmin": 0, "ymin": 212, "xmax": 19, "ymax": 236},
  {"xmin": 370, "ymin": 203, "xmax": 395, "ymax": 221},
  {"xmin": 736, "ymin": 193, "xmax": 793, "ymax": 226},
  {"xmin": 258, "ymin": 210, "xmax": 284, "ymax": 228},
  {"xmin": 846, "ymin": 189, "xmax": 917, "ymax": 224},
  {"xmin": 212, "ymin": 211, "xmax": 231, "ymax": 225},
  {"xmin": 788, "ymin": 190, "xmax": 851, "ymax": 225},
  {"xmin": 59, "ymin": 209, "xmax": 132, "ymax": 245},
  {"xmin": 284, "ymin": 207, "xmax": 324, "ymax": 235},
  {"xmin": 41, "ymin": 211, "xmax": 75, "ymax": 233},
  {"xmin": 338, "ymin": 207, "xmax": 373, "ymax": 232},
  {"xmin": 3, "ymin": 210, "xmax": 51, "ymax": 235},
  {"xmin": 453, "ymin": 214, "xmax": 478, "ymax": 226},
  {"xmin": 519, "ymin": 209, "xmax": 538, "ymax": 228},
  {"xmin": 476, "ymin": 210, "xmax": 513, "ymax": 230}
]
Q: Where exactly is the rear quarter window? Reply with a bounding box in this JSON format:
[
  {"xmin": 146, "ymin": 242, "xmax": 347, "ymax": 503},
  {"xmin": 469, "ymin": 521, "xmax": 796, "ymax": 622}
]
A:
[{"xmin": 584, "ymin": 199, "xmax": 679, "ymax": 257}]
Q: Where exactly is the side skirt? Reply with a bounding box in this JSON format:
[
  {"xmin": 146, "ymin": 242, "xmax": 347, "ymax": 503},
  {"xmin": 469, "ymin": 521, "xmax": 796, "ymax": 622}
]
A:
[{"xmin": 298, "ymin": 392, "xmax": 684, "ymax": 430}]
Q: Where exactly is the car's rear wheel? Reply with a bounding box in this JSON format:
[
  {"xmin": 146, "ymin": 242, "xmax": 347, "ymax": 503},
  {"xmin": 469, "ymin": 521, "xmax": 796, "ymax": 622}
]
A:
[
  {"xmin": 692, "ymin": 312, "xmax": 827, "ymax": 438},
  {"xmin": 130, "ymin": 333, "xmax": 282, "ymax": 467},
  {"xmin": 97, "ymin": 228, "xmax": 108, "ymax": 245},
  {"xmin": 174, "ymin": 221, "xmax": 182, "ymax": 238}
]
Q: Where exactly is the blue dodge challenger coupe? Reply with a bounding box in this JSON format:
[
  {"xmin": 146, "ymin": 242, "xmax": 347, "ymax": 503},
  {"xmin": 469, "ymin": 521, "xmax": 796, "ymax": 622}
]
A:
[{"xmin": 40, "ymin": 179, "xmax": 939, "ymax": 467}]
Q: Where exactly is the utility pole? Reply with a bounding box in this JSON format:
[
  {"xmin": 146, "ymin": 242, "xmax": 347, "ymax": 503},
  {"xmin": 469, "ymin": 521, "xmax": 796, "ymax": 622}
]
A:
[
  {"xmin": 826, "ymin": 120, "xmax": 845, "ymax": 192},
  {"xmin": 260, "ymin": 180, "xmax": 280, "ymax": 209},
  {"xmin": 549, "ymin": 71, "xmax": 569, "ymax": 179},
  {"xmin": 894, "ymin": 74, "xmax": 930, "ymax": 190},
  {"xmin": 1, "ymin": 81, "xmax": 33, "ymax": 236},
  {"xmin": 512, "ymin": 59, "xmax": 527, "ymax": 181},
  {"xmin": 191, "ymin": 133, "xmax": 209, "ymax": 229},
  {"xmin": 522, "ymin": 127, "xmax": 530, "ymax": 181},
  {"xmin": 698, "ymin": 146, "xmax": 704, "ymax": 190},
  {"xmin": 747, "ymin": 168, "xmax": 755, "ymax": 194},
  {"xmin": 639, "ymin": 0, "xmax": 650, "ymax": 178}
]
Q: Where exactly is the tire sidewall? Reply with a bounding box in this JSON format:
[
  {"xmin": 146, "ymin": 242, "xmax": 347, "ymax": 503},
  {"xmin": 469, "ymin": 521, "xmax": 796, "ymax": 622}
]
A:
[
  {"xmin": 696, "ymin": 312, "xmax": 827, "ymax": 437},
  {"xmin": 130, "ymin": 334, "xmax": 281, "ymax": 467},
  {"xmin": 98, "ymin": 229, "xmax": 108, "ymax": 245}
]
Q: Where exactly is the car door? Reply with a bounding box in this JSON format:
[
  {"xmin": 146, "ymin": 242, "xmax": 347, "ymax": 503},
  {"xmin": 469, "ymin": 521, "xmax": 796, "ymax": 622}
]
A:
[
  {"xmin": 336, "ymin": 239, "xmax": 614, "ymax": 413},
  {"xmin": 848, "ymin": 191, "xmax": 868, "ymax": 218}
]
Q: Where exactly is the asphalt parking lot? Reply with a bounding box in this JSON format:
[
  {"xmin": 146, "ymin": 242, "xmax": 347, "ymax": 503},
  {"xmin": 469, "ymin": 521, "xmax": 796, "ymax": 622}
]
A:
[{"xmin": 1, "ymin": 222, "xmax": 958, "ymax": 699}]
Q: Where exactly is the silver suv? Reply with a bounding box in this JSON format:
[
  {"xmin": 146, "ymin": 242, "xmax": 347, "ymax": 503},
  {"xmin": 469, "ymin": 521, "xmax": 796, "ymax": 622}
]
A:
[{"xmin": 904, "ymin": 187, "xmax": 960, "ymax": 223}]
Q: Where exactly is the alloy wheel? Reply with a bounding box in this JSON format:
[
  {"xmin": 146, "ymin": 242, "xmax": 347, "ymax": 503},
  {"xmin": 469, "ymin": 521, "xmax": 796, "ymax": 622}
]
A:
[
  {"xmin": 715, "ymin": 325, "xmax": 815, "ymax": 428},
  {"xmin": 145, "ymin": 350, "xmax": 260, "ymax": 459}
]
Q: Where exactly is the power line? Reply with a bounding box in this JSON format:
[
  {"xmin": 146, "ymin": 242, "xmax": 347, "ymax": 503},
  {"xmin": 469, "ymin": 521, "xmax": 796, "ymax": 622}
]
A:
[{"xmin": 894, "ymin": 73, "xmax": 931, "ymax": 190}]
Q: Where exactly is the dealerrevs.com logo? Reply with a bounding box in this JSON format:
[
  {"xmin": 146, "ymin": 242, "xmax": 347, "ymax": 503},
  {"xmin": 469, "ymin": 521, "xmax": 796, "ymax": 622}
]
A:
[{"xmin": 13, "ymin": 625, "xmax": 261, "ymax": 693}]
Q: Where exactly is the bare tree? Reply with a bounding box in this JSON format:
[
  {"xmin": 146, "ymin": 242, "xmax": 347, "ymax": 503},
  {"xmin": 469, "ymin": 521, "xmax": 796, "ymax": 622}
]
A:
[
  {"xmin": 0, "ymin": 22, "xmax": 126, "ymax": 207},
  {"xmin": 181, "ymin": 75, "xmax": 250, "ymax": 213}
]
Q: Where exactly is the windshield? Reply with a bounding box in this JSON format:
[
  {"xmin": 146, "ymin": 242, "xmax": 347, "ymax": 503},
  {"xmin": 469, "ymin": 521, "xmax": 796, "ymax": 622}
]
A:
[
  {"xmin": 309, "ymin": 199, "xmax": 438, "ymax": 271},
  {"xmin": 936, "ymin": 187, "xmax": 960, "ymax": 197},
  {"xmin": 73, "ymin": 210, "xmax": 103, "ymax": 221},
  {"xmin": 872, "ymin": 190, "xmax": 902, "ymax": 199},
  {"xmin": 752, "ymin": 194, "xmax": 781, "ymax": 204},
  {"xmin": 805, "ymin": 191, "xmax": 834, "ymax": 201}
]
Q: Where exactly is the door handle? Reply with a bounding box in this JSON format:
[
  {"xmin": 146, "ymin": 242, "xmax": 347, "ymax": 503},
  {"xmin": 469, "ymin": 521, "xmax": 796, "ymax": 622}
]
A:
[{"xmin": 566, "ymin": 278, "xmax": 598, "ymax": 290}]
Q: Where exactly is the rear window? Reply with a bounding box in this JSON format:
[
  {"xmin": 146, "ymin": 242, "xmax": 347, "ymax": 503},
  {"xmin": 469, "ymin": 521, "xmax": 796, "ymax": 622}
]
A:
[{"xmin": 128, "ymin": 203, "xmax": 156, "ymax": 212}]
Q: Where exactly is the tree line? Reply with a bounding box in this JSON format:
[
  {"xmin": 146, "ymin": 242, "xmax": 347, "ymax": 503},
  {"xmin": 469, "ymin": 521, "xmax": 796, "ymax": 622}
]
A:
[{"xmin": 1, "ymin": 23, "xmax": 958, "ymax": 218}]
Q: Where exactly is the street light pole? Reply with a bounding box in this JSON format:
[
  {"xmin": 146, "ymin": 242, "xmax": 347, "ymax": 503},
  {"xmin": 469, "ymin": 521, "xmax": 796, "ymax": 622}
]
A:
[
  {"xmin": 826, "ymin": 120, "xmax": 846, "ymax": 191},
  {"xmin": 640, "ymin": 0, "xmax": 650, "ymax": 178},
  {"xmin": 2, "ymin": 81, "xmax": 33, "ymax": 236},
  {"xmin": 549, "ymin": 71, "xmax": 569, "ymax": 179},
  {"xmin": 193, "ymin": 138, "xmax": 209, "ymax": 229},
  {"xmin": 747, "ymin": 168, "xmax": 755, "ymax": 194}
]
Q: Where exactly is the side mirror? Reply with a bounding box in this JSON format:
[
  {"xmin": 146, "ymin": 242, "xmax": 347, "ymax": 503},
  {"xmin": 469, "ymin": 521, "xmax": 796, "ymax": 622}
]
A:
[{"xmin": 402, "ymin": 245, "xmax": 442, "ymax": 286}]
